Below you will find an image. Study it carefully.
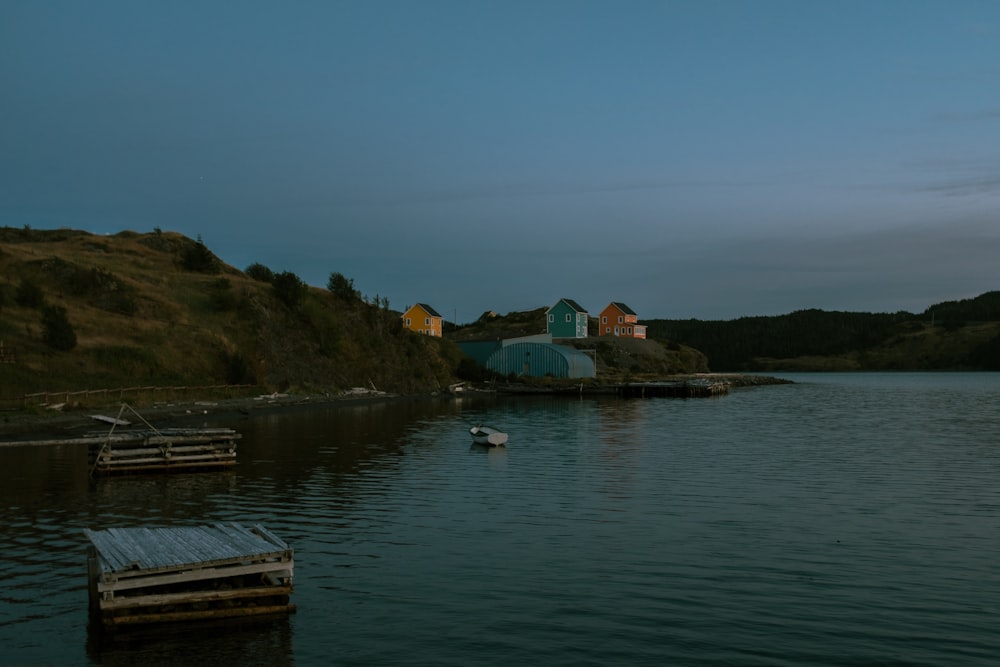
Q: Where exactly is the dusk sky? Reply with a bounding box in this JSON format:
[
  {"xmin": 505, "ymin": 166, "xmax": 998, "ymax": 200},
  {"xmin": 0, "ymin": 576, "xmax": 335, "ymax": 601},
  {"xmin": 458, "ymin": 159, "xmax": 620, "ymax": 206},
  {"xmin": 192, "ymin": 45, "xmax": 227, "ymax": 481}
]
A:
[{"xmin": 2, "ymin": 1, "xmax": 998, "ymax": 322}]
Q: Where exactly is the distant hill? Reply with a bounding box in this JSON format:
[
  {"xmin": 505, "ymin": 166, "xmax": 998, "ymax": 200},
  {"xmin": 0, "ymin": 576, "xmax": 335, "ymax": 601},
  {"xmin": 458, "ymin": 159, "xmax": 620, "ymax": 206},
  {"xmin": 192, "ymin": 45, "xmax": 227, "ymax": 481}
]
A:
[
  {"xmin": 0, "ymin": 227, "xmax": 461, "ymax": 402},
  {"xmin": 644, "ymin": 292, "xmax": 1000, "ymax": 371}
]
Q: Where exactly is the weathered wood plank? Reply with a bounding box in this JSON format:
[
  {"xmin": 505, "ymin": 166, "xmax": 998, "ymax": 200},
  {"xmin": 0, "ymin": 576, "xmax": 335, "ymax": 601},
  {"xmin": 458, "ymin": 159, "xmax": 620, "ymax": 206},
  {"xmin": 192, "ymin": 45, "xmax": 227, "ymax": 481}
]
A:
[
  {"xmin": 93, "ymin": 453, "xmax": 237, "ymax": 466},
  {"xmin": 2, "ymin": 428, "xmax": 240, "ymax": 448},
  {"xmin": 99, "ymin": 584, "xmax": 293, "ymax": 610},
  {"xmin": 105, "ymin": 604, "xmax": 297, "ymax": 626},
  {"xmin": 97, "ymin": 560, "xmax": 293, "ymax": 594}
]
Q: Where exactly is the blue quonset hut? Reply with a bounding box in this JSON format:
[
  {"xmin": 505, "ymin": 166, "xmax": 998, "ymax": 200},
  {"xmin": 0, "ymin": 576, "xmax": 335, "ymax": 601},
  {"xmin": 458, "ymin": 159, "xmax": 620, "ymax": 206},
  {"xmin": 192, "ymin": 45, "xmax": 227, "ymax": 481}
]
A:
[
  {"xmin": 488, "ymin": 342, "xmax": 595, "ymax": 378},
  {"xmin": 458, "ymin": 335, "xmax": 596, "ymax": 379}
]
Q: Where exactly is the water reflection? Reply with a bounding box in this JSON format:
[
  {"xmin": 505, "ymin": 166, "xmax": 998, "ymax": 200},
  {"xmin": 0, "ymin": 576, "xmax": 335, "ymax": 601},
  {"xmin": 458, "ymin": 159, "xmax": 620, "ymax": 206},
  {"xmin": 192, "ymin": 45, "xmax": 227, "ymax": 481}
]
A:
[{"xmin": 87, "ymin": 616, "xmax": 294, "ymax": 666}]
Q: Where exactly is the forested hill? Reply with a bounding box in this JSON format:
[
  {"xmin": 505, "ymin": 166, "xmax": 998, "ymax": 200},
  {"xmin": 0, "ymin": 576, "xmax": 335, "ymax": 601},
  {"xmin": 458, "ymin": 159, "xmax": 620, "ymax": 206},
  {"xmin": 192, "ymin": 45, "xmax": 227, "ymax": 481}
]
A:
[{"xmin": 644, "ymin": 292, "xmax": 1000, "ymax": 372}]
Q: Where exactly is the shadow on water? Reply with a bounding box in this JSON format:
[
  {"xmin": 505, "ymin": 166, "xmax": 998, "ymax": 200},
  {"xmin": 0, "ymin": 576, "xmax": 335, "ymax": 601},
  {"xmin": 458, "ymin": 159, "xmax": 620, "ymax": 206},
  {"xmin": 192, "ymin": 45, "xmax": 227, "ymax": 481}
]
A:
[{"xmin": 86, "ymin": 615, "xmax": 294, "ymax": 666}]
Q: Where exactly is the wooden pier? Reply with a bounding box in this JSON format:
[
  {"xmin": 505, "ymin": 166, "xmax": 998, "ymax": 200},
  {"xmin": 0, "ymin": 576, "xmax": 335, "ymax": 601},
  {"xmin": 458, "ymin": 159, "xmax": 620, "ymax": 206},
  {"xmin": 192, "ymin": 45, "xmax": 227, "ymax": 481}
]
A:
[
  {"xmin": 616, "ymin": 380, "xmax": 730, "ymax": 398},
  {"xmin": 87, "ymin": 427, "xmax": 240, "ymax": 475},
  {"xmin": 85, "ymin": 523, "xmax": 295, "ymax": 629}
]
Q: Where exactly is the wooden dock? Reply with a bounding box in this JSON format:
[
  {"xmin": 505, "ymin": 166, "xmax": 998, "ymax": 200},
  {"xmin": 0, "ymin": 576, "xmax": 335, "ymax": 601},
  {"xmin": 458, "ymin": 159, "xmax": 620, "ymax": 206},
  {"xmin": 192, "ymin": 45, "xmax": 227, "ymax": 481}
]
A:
[
  {"xmin": 85, "ymin": 523, "xmax": 295, "ymax": 629},
  {"xmin": 87, "ymin": 427, "xmax": 240, "ymax": 475},
  {"xmin": 616, "ymin": 380, "xmax": 730, "ymax": 398}
]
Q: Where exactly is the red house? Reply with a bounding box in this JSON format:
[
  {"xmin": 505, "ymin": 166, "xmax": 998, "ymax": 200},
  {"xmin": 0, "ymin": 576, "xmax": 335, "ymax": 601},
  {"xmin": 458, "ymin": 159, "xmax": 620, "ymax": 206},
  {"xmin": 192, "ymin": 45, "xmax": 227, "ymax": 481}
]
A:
[{"xmin": 599, "ymin": 302, "xmax": 646, "ymax": 339}]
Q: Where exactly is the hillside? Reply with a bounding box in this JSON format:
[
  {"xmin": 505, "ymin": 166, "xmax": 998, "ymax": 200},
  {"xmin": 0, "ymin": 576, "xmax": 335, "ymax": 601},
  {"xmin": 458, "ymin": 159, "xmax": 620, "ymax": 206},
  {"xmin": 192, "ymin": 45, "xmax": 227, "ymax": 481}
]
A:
[
  {"xmin": 0, "ymin": 227, "xmax": 461, "ymax": 405},
  {"xmin": 645, "ymin": 294, "xmax": 1000, "ymax": 371}
]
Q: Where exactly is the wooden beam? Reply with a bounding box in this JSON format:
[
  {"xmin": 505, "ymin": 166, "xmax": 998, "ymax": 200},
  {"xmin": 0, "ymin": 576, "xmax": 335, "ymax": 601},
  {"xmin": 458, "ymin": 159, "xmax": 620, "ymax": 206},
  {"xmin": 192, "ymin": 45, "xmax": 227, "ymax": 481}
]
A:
[
  {"xmin": 98, "ymin": 560, "xmax": 293, "ymax": 594},
  {"xmin": 99, "ymin": 584, "xmax": 293, "ymax": 610},
  {"xmin": 105, "ymin": 604, "xmax": 297, "ymax": 626}
]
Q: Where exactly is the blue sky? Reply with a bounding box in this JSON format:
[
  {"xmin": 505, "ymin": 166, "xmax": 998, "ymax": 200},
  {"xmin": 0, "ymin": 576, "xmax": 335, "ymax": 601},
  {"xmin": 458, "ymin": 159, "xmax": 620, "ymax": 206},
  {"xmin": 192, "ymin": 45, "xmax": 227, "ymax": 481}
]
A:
[{"xmin": 2, "ymin": 1, "xmax": 998, "ymax": 322}]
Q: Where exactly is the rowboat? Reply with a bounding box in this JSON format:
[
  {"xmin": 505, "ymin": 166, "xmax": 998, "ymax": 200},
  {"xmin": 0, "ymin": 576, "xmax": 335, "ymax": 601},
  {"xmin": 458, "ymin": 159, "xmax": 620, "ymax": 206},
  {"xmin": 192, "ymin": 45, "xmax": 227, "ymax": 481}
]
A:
[{"xmin": 470, "ymin": 424, "xmax": 508, "ymax": 446}]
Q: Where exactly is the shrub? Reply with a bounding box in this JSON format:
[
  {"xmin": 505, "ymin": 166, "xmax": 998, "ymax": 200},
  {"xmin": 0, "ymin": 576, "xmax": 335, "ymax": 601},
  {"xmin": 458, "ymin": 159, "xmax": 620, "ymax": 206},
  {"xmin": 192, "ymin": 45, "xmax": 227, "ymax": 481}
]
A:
[
  {"xmin": 181, "ymin": 235, "xmax": 220, "ymax": 273},
  {"xmin": 224, "ymin": 351, "xmax": 256, "ymax": 384},
  {"xmin": 15, "ymin": 279, "xmax": 44, "ymax": 308},
  {"xmin": 41, "ymin": 305, "xmax": 77, "ymax": 350},
  {"xmin": 209, "ymin": 277, "xmax": 237, "ymax": 311}
]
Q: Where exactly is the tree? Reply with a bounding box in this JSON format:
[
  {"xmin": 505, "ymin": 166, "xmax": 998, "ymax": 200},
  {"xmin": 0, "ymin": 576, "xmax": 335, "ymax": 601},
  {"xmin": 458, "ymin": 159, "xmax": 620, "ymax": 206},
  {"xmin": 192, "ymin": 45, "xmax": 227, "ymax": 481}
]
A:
[
  {"xmin": 41, "ymin": 305, "xmax": 77, "ymax": 350},
  {"xmin": 327, "ymin": 272, "xmax": 360, "ymax": 302},
  {"xmin": 245, "ymin": 262, "xmax": 275, "ymax": 283},
  {"xmin": 272, "ymin": 271, "xmax": 306, "ymax": 309}
]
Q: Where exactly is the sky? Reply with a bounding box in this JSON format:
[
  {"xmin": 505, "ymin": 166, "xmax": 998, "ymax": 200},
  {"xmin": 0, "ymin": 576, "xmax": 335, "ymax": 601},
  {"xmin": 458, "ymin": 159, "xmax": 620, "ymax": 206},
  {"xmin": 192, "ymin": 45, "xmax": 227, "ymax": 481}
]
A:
[{"xmin": 2, "ymin": 1, "xmax": 998, "ymax": 322}]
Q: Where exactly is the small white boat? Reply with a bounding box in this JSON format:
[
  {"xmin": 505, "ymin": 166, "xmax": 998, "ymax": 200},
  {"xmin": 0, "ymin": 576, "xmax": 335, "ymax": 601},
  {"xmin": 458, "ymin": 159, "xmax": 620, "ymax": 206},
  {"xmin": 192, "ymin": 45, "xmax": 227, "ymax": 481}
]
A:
[{"xmin": 470, "ymin": 424, "xmax": 508, "ymax": 446}]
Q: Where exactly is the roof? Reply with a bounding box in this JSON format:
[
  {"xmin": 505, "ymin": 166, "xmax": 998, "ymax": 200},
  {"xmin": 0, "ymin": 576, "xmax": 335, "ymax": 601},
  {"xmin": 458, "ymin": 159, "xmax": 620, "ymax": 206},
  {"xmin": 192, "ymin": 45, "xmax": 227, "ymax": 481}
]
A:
[
  {"xmin": 606, "ymin": 302, "xmax": 637, "ymax": 316},
  {"xmin": 84, "ymin": 523, "xmax": 290, "ymax": 574},
  {"xmin": 412, "ymin": 303, "xmax": 442, "ymax": 317},
  {"xmin": 547, "ymin": 298, "xmax": 587, "ymax": 314}
]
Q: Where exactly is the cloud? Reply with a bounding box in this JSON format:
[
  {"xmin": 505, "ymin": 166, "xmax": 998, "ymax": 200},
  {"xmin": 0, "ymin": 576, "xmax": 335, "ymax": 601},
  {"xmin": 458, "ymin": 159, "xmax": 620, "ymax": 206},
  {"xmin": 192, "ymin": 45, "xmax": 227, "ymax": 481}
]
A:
[
  {"xmin": 918, "ymin": 176, "xmax": 1000, "ymax": 197},
  {"xmin": 931, "ymin": 108, "xmax": 1000, "ymax": 123}
]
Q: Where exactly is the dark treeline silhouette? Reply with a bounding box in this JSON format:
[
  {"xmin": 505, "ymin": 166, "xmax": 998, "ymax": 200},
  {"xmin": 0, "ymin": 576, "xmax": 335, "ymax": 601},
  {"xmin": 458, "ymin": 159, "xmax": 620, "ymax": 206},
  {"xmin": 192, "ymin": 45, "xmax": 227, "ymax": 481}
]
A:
[
  {"xmin": 645, "ymin": 291, "xmax": 1000, "ymax": 371},
  {"xmin": 922, "ymin": 290, "xmax": 1000, "ymax": 323},
  {"xmin": 646, "ymin": 309, "xmax": 913, "ymax": 370}
]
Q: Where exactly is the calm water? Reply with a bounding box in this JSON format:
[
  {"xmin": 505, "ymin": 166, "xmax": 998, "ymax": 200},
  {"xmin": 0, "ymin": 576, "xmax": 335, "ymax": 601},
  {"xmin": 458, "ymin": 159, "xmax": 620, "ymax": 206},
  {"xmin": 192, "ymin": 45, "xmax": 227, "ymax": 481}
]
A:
[{"xmin": 1, "ymin": 373, "xmax": 999, "ymax": 666}]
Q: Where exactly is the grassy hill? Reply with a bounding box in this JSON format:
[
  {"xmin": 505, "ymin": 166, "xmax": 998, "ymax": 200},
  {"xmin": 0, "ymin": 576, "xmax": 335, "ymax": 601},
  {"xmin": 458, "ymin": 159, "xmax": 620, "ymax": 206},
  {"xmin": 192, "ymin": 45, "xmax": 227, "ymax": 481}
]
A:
[{"xmin": 0, "ymin": 227, "xmax": 461, "ymax": 406}]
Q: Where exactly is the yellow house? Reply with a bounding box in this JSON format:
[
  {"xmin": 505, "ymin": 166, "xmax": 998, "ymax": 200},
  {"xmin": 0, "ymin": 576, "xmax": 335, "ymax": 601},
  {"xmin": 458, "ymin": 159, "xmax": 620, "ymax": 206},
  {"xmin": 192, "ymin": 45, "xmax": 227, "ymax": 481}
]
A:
[{"xmin": 401, "ymin": 303, "xmax": 443, "ymax": 337}]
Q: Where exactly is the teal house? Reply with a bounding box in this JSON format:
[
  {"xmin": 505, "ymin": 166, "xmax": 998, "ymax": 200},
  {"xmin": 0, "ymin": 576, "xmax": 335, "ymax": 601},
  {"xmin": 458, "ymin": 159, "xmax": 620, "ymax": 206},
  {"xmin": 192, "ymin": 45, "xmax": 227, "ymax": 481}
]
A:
[{"xmin": 546, "ymin": 298, "xmax": 589, "ymax": 339}]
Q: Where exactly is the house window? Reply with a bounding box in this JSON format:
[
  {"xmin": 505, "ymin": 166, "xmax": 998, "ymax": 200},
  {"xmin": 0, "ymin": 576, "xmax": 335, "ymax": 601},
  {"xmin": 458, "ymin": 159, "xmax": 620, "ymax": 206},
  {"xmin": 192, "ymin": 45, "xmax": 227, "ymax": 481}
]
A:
[
  {"xmin": 627, "ymin": 327, "xmax": 632, "ymax": 334},
  {"xmin": 405, "ymin": 318, "xmax": 411, "ymax": 326},
  {"xmin": 548, "ymin": 314, "xmax": 554, "ymax": 323},
  {"xmin": 565, "ymin": 314, "xmax": 571, "ymax": 322},
  {"xmin": 605, "ymin": 327, "xmax": 610, "ymax": 333},
  {"xmin": 618, "ymin": 316, "xmax": 623, "ymax": 323},
  {"xmin": 601, "ymin": 316, "xmax": 607, "ymax": 324}
]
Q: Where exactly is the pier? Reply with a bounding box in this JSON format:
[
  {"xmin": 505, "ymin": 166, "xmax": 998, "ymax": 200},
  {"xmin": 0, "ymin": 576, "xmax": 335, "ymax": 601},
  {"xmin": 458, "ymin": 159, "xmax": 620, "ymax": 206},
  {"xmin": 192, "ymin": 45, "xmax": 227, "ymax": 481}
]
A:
[
  {"xmin": 615, "ymin": 380, "xmax": 730, "ymax": 398},
  {"xmin": 85, "ymin": 523, "xmax": 295, "ymax": 629}
]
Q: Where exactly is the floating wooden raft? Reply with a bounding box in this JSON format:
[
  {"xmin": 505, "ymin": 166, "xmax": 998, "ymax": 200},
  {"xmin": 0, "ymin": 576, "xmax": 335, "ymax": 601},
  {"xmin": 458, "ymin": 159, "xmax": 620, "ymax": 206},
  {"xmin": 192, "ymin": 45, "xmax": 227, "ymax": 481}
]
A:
[
  {"xmin": 87, "ymin": 427, "xmax": 240, "ymax": 475},
  {"xmin": 85, "ymin": 523, "xmax": 295, "ymax": 629}
]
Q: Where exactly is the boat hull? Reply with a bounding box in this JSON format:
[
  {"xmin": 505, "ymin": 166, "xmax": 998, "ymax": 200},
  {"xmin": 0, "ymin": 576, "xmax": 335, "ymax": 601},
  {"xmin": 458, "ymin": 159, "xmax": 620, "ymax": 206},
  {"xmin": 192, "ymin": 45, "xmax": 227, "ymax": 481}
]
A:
[{"xmin": 469, "ymin": 426, "xmax": 508, "ymax": 446}]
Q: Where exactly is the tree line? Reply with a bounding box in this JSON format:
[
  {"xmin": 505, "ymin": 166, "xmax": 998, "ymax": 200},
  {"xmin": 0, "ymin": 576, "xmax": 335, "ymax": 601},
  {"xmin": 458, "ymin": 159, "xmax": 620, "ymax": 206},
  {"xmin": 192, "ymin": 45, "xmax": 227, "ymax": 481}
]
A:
[{"xmin": 644, "ymin": 291, "xmax": 1000, "ymax": 371}]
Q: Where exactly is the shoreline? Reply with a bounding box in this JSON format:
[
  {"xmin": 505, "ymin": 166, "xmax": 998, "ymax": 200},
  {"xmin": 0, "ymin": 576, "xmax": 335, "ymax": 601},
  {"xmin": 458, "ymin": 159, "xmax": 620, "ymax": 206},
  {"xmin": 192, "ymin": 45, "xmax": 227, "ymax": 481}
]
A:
[
  {"xmin": 0, "ymin": 374, "xmax": 792, "ymax": 445},
  {"xmin": 0, "ymin": 391, "xmax": 412, "ymax": 445}
]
